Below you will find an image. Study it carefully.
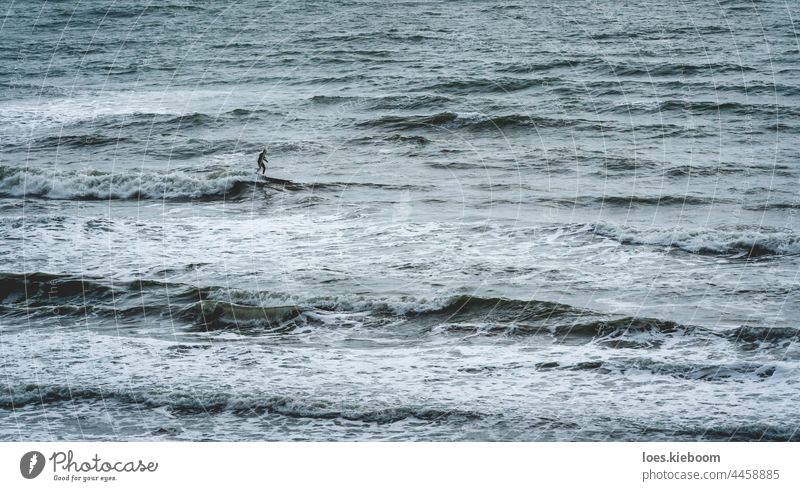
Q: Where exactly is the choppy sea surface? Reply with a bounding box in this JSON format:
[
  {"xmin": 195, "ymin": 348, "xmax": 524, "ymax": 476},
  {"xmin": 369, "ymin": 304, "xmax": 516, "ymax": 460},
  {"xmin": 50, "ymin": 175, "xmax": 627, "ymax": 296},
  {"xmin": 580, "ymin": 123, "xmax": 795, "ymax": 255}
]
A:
[{"xmin": 1, "ymin": 0, "xmax": 799, "ymax": 441}]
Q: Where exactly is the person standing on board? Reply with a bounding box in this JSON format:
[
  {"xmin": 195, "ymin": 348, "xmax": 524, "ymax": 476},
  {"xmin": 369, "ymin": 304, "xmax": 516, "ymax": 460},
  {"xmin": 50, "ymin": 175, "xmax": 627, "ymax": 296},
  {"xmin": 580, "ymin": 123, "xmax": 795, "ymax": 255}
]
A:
[{"xmin": 257, "ymin": 148, "xmax": 268, "ymax": 175}]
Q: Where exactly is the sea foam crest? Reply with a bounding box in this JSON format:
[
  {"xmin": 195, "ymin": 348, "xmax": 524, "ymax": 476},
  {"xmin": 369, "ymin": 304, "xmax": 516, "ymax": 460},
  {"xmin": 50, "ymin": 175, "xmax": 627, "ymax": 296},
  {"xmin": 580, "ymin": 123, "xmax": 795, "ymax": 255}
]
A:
[
  {"xmin": 593, "ymin": 222, "xmax": 800, "ymax": 257},
  {"xmin": 0, "ymin": 166, "xmax": 253, "ymax": 200}
]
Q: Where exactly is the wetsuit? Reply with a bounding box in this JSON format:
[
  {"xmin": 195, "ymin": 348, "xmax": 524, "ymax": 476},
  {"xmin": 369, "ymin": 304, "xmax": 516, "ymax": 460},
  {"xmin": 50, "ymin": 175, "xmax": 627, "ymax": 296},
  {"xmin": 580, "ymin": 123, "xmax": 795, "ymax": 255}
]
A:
[{"xmin": 257, "ymin": 150, "xmax": 268, "ymax": 174}]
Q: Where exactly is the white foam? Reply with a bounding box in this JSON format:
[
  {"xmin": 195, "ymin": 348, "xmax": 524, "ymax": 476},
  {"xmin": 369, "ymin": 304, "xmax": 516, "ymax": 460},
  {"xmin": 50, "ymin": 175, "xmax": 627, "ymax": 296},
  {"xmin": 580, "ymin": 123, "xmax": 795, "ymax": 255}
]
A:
[
  {"xmin": 206, "ymin": 287, "xmax": 461, "ymax": 316},
  {"xmin": 0, "ymin": 166, "xmax": 251, "ymax": 200},
  {"xmin": 0, "ymin": 89, "xmax": 238, "ymax": 133},
  {"xmin": 594, "ymin": 222, "xmax": 800, "ymax": 256}
]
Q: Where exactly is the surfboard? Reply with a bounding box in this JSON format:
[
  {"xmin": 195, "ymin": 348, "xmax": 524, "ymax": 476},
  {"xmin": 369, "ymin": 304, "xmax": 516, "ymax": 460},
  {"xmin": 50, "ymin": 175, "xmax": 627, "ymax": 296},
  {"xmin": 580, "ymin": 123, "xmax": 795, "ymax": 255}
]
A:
[{"xmin": 259, "ymin": 175, "xmax": 294, "ymax": 186}]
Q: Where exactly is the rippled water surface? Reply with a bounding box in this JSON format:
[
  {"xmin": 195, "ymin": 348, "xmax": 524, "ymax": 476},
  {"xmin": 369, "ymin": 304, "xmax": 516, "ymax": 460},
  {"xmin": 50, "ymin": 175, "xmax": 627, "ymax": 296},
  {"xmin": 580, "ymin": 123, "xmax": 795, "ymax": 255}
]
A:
[{"xmin": 1, "ymin": 0, "xmax": 799, "ymax": 441}]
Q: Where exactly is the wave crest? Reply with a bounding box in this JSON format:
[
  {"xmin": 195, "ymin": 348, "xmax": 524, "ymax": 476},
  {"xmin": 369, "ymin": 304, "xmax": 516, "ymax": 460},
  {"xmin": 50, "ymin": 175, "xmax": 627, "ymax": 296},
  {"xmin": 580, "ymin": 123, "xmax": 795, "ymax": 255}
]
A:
[
  {"xmin": 357, "ymin": 111, "xmax": 579, "ymax": 131},
  {"xmin": 1, "ymin": 384, "xmax": 483, "ymax": 424},
  {"xmin": 0, "ymin": 166, "xmax": 265, "ymax": 201},
  {"xmin": 593, "ymin": 223, "xmax": 800, "ymax": 257}
]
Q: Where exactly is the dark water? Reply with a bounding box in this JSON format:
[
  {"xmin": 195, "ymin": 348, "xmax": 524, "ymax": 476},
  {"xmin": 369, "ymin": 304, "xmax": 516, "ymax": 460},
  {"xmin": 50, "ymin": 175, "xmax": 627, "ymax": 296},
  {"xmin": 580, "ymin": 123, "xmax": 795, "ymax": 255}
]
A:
[{"xmin": 1, "ymin": 0, "xmax": 799, "ymax": 441}]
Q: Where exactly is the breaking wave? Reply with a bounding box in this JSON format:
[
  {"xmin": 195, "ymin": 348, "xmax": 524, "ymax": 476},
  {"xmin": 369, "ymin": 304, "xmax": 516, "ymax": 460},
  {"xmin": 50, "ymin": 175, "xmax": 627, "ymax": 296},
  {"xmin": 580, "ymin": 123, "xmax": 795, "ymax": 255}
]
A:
[
  {"xmin": 357, "ymin": 111, "xmax": 605, "ymax": 131},
  {"xmin": 0, "ymin": 384, "xmax": 483, "ymax": 424},
  {"xmin": 1, "ymin": 273, "xmax": 797, "ymax": 351},
  {"xmin": 0, "ymin": 166, "xmax": 285, "ymax": 201},
  {"xmin": 178, "ymin": 300, "xmax": 303, "ymax": 331},
  {"xmin": 0, "ymin": 166, "xmax": 430, "ymax": 201},
  {"xmin": 593, "ymin": 223, "xmax": 800, "ymax": 257}
]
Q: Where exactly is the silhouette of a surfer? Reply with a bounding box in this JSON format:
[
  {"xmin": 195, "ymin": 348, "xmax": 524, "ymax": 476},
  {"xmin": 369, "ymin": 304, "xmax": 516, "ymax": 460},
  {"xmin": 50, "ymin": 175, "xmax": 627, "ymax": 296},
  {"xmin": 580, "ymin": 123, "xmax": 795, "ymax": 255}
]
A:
[
  {"xmin": 257, "ymin": 148, "xmax": 268, "ymax": 175},
  {"xmin": 254, "ymin": 147, "xmax": 292, "ymax": 187}
]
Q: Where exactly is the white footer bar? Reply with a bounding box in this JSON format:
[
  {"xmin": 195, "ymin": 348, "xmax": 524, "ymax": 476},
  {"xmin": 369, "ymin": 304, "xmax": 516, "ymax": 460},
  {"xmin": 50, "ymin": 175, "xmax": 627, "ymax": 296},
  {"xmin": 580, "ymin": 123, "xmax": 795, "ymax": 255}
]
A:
[{"xmin": 1, "ymin": 442, "xmax": 797, "ymax": 490}]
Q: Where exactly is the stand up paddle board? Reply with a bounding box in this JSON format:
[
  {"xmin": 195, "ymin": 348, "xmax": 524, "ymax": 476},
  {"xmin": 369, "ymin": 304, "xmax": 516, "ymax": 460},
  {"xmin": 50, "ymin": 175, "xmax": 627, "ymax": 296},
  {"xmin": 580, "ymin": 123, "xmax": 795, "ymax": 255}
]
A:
[
  {"xmin": 255, "ymin": 175, "xmax": 305, "ymax": 191},
  {"xmin": 259, "ymin": 175, "xmax": 294, "ymax": 186}
]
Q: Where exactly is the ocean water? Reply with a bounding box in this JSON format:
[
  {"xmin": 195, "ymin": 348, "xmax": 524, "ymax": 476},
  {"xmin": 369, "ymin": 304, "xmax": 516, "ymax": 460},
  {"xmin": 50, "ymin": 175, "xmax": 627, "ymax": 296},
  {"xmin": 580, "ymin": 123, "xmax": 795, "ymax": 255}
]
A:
[{"xmin": 1, "ymin": 0, "xmax": 799, "ymax": 441}]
